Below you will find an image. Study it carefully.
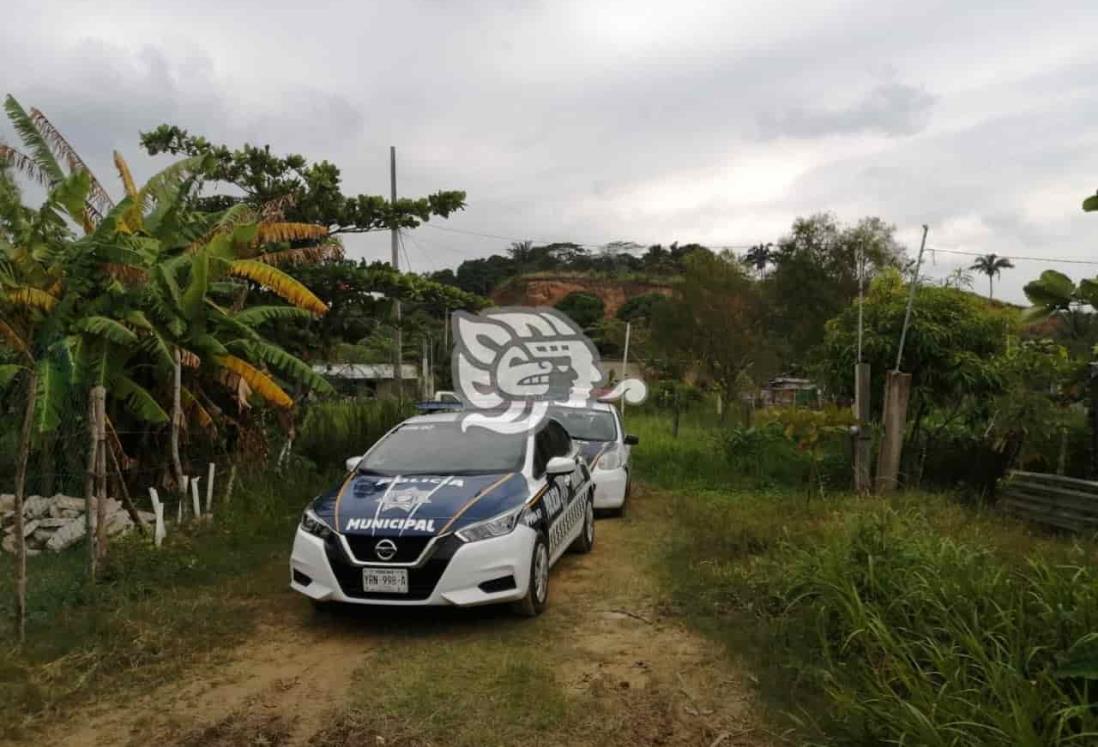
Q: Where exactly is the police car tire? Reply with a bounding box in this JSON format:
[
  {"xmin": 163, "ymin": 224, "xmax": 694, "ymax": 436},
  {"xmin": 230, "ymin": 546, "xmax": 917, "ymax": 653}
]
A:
[
  {"xmin": 570, "ymin": 493, "xmax": 595, "ymax": 554},
  {"xmin": 515, "ymin": 533, "xmax": 550, "ymax": 617}
]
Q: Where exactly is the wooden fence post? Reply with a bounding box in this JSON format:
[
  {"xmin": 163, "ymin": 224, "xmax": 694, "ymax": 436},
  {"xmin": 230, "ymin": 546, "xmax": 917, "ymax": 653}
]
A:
[
  {"xmin": 875, "ymin": 371, "xmax": 911, "ymax": 494},
  {"xmin": 12, "ymin": 367, "xmax": 38, "ymax": 643},
  {"xmin": 94, "ymin": 387, "xmax": 108, "ymax": 561},
  {"xmin": 84, "ymin": 391, "xmax": 98, "ymax": 581}
]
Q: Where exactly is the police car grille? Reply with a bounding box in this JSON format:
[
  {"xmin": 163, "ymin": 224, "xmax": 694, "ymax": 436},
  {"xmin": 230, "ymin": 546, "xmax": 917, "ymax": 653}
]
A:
[
  {"xmin": 344, "ymin": 534, "xmax": 432, "ymax": 563},
  {"xmin": 326, "ymin": 534, "xmax": 462, "ymax": 601}
]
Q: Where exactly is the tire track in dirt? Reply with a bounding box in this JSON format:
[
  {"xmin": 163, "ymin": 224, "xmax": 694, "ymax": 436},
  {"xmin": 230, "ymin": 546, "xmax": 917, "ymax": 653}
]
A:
[{"xmin": 39, "ymin": 486, "xmax": 772, "ymax": 746}]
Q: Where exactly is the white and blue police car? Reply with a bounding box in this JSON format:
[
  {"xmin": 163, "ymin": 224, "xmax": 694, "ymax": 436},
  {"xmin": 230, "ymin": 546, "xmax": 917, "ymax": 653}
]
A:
[{"xmin": 290, "ymin": 411, "xmax": 595, "ymax": 616}]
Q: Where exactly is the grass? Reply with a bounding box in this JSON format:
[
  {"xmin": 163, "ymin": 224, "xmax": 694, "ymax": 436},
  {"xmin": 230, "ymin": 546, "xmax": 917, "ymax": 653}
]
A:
[
  {"xmin": 316, "ymin": 632, "xmax": 572, "ymax": 746},
  {"xmin": 0, "ymin": 464, "xmax": 334, "ymax": 739},
  {"xmin": 632, "ymin": 408, "xmax": 1098, "ymax": 746}
]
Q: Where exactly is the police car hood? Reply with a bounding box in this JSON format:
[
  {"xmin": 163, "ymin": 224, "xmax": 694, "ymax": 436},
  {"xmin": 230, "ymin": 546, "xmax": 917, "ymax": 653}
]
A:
[{"xmin": 311, "ymin": 471, "xmax": 529, "ymax": 537}]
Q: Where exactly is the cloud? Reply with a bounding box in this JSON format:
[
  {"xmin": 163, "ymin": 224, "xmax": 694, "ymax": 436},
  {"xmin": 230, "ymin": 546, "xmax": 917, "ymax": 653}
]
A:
[
  {"xmin": 4, "ymin": 0, "xmax": 1098, "ymax": 303},
  {"xmin": 759, "ymin": 82, "xmax": 936, "ymax": 138}
]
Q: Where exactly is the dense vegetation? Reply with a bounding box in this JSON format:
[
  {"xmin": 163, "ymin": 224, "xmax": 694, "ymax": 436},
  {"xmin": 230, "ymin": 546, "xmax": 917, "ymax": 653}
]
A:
[{"xmin": 629, "ymin": 411, "xmax": 1098, "ymax": 746}]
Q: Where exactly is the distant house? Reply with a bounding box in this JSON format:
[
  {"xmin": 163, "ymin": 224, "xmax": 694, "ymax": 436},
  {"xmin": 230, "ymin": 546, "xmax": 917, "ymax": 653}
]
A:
[
  {"xmin": 312, "ymin": 363, "xmax": 419, "ymax": 399},
  {"xmin": 760, "ymin": 377, "xmax": 820, "ymax": 408}
]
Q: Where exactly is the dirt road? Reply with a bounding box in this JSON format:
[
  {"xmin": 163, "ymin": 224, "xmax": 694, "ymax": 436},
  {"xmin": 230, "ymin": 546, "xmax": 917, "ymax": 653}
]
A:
[{"xmin": 45, "ymin": 487, "xmax": 771, "ymax": 746}]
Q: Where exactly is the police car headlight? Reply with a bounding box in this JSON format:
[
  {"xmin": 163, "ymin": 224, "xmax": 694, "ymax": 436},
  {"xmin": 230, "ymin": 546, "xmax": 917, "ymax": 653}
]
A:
[
  {"xmin": 596, "ymin": 448, "xmax": 623, "ymax": 471},
  {"xmin": 300, "ymin": 508, "xmax": 334, "ymax": 539},
  {"xmin": 456, "ymin": 505, "xmax": 523, "ymax": 543}
]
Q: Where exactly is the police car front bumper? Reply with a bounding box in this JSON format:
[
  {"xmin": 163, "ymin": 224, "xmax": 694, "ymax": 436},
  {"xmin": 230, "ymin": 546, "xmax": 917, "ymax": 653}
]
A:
[{"xmin": 289, "ymin": 524, "xmax": 537, "ymax": 607}]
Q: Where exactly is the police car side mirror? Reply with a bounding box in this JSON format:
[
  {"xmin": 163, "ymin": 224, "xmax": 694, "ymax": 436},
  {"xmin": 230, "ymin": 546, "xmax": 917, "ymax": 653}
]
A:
[
  {"xmin": 345, "ymin": 455, "xmax": 363, "ymax": 472},
  {"xmin": 623, "ymin": 434, "xmax": 639, "ymax": 446},
  {"xmin": 546, "ymin": 456, "xmax": 576, "ymax": 476}
]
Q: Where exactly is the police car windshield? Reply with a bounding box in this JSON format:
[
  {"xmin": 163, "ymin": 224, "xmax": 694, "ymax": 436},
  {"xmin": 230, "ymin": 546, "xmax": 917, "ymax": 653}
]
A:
[
  {"xmin": 362, "ymin": 422, "xmax": 526, "ymax": 475},
  {"xmin": 548, "ymin": 406, "xmax": 617, "ymax": 442}
]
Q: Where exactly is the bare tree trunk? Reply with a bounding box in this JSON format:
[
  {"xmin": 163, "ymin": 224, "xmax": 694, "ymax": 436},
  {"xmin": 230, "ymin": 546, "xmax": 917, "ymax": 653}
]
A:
[
  {"xmin": 107, "ymin": 432, "xmax": 147, "ymax": 534},
  {"xmin": 1057, "ymin": 427, "xmax": 1069, "ymax": 476},
  {"xmin": 170, "ymin": 349, "xmax": 185, "ymax": 498},
  {"xmin": 93, "ymin": 387, "xmax": 108, "ymax": 562},
  {"xmin": 13, "ymin": 367, "xmax": 38, "ymax": 644},
  {"xmin": 84, "ymin": 392, "xmax": 98, "ymax": 581}
]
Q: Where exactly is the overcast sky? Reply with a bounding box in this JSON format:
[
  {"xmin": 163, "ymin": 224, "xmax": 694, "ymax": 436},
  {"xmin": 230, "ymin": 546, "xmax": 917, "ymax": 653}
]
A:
[{"xmin": 5, "ymin": 0, "xmax": 1098, "ymax": 302}]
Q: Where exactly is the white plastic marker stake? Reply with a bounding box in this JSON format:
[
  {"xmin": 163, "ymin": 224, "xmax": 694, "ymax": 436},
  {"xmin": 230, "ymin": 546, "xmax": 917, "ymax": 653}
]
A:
[
  {"xmin": 147, "ymin": 487, "xmax": 166, "ymax": 547},
  {"xmin": 205, "ymin": 462, "xmax": 216, "ymax": 516},
  {"xmin": 178, "ymin": 475, "xmax": 188, "ymax": 522},
  {"xmin": 190, "ymin": 476, "xmax": 202, "ymax": 519}
]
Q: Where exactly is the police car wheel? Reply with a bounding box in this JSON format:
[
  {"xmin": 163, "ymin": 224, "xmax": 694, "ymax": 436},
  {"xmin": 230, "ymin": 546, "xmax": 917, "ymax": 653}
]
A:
[
  {"xmin": 571, "ymin": 493, "xmax": 595, "ymax": 554},
  {"xmin": 515, "ymin": 533, "xmax": 550, "ymax": 617}
]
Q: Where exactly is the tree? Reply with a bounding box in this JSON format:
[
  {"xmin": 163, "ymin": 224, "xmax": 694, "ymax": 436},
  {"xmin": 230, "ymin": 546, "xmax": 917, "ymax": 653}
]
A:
[
  {"xmin": 139, "ymin": 125, "xmax": 465, "ymax": 234},
  {"xmin": 650, "ymin": 252, "xmax": 771, "ymax": 418},
  {"xmin": 763, "ymin": 214, "xmax": 905, "ymax": 364},
  {"xmin": 555, "ymin": 292, "xmax": 605, "ymax": 330},
  {"xmin": 819, "ymin": 269, "xmax": 1013, "ymax": 413},
  {"xmin": 743, "ymin": 243, "xmax": 774, "ymax": 276},
  {"xmin": 616, "ymin": 292, "xmax": 670, "ymax": 324},
  {"xmin": 942, "ymin": 267, "xmax": 974, "ymax": 290},
  {"xmin": 969, "ymin": 253, "xmax": 1015, "ymax": 299},
  {"xmin": 256, "ymin": 260, "xmax": 486, "ymax": 361}
]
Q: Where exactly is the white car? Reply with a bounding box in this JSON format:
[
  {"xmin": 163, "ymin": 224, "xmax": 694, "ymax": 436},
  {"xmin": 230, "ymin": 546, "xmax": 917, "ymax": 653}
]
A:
[
  {"xmin": 290, "ymin": 412, "xmax": 595, "ymax": 616},
  {"xmin": 547, "ymin": 402, "xmax": 637, "ymax": 514}
]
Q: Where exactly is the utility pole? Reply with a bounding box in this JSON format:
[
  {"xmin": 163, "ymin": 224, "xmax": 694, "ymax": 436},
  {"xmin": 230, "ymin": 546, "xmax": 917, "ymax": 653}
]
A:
[
  {"xmin": 620, "ymin": 322, "xmax": 631, "ymax": 420},
  {"xmin": 853, "ymin": 244, "xmax": 872, "ymax": 494},
  {"xmin": 390, "ymin": 147, "xmax": 403, "ymax": 402},
  {"xmin": 875, "ymin": 225, "xmax": 928, "ymax": 494}
]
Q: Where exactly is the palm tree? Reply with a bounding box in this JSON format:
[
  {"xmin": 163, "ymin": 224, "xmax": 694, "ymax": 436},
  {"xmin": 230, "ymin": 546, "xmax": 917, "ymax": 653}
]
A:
[
  {"xmin": 969, "ymin": 253, "xmax": 1015, "ymax": 299},
  {"xmin": 744, "ymin": 243, "xmax": 774, "ymax": 276}
]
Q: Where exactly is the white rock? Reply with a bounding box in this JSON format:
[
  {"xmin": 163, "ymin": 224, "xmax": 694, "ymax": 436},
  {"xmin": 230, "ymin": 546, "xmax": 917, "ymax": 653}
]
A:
[
  {"xmin": 45, "ymin": 519, "xmax": 86, "ymax": 552},
  {"xmin": 106, "ymin": 511, "xmax": 133, "ymax": 537},
  {"xmin": 23, "ymin": 496, "xmax": 50, "ymax": 519},
  {"xmin": 36, "ymin": 518, "xmax": 70, "ymax": 528},
  {"xmin": 51, "ymin": 496, "xmax": 89, "ymax": 512},
  {"xmin": 0, "ymin": 494, "xmax": 13, "ymax": 514},
  {"xmin": 21, "ymin": 520, "xmax": 39, "ymax": 538}
]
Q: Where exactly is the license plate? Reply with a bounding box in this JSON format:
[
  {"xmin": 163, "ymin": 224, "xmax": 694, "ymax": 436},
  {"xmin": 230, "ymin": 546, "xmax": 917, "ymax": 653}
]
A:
[{"xmin": 362, "ymin": 567, "xmax": 408, "ymax": 594}]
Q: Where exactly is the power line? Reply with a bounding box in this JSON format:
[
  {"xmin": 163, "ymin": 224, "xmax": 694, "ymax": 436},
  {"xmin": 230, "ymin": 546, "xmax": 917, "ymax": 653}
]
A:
[
  {"xmin": 406, "ymin": 230, "xmax": 484, "ymax": 258},
  {"xmin": 928, "ymin": 246, "xmax": 1098, "ymax": 267},
  {"xmin": 397, "ymin": 230, "xmax": 414, "ymax": 273}
]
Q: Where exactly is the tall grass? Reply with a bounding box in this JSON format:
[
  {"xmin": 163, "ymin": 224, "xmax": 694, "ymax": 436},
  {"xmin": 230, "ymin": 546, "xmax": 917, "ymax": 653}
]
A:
[
  {"xmin": 655, "ymin": 483, "xmax": 1098, "ymax": 745},
  {"xmin": 626, "ymin": 409, "xmax": 847, "ymax": 492},
  {"xmin": 296, "ymin": 397, "xmax": 409, "ymax": 470},
  {"xmin": 632, "ymin": 409, "xmax": 1098, "ymax": 745}
]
